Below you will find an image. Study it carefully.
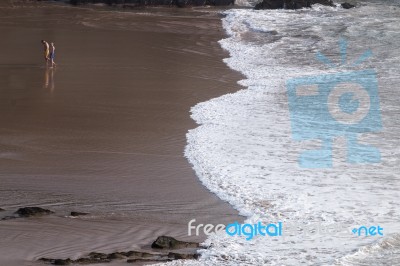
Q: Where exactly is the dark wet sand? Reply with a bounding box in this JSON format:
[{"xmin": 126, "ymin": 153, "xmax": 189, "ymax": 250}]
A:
[{"xmin": 0, "ymin": 3, "xmax": 243, "ymax": 265}]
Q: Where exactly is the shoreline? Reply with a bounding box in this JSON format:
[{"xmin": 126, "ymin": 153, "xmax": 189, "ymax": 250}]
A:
[{"xmin": 0, "ymin": 3, "xmax": 245, "ymax": 265}]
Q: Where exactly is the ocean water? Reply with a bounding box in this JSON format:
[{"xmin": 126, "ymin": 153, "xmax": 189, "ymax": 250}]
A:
[{"xmin": 179, "ymin": 1, "xmax": 400, "ymax": 265}]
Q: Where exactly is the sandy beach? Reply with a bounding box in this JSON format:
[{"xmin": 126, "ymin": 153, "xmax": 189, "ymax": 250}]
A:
[{"xmin": 0, "ymin": 2, "xmax": 244, "ymax": 265}]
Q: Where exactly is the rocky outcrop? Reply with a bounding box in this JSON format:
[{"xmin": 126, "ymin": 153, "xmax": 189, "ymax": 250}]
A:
[
  {"xmin": 151, "ymin": 236, "xmax": 199, "ymax": 249},
  {"xmin": 255, "ymin": 0, "xmax": 334, "ymax": 10},
  {"xmin": 1, "ymin": 207, "xmax": 55, "ymax": 220},
  {"xmin": 168, "ymin": 251, "xmax": 200, "ymax": 259},
  {"xmin": 1, "ymin": 207, "xmax": 92, "ymax": 220},
  {"xmin": 69, "ymin": 0, "xmax": 234, "ymax": 7},
  {"xmin": 70, "ymin": 211, "xmax": 89, "ymax": 217},
  {"xmin": 341, "ymin": 2, "xmax": 355, "ymax": 8},
  {"xmin": 39, "ymin": 236, "xmax": 201, "ymax": 265},
  {"xmin": 15, "ymin": 207, "xmax": 54, "ymax": 217}
]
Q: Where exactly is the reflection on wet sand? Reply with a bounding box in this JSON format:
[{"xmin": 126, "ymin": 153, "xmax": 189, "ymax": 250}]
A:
[{"xmin": 44, "ymin": 67, "xmax": 55, "ymax": 92}]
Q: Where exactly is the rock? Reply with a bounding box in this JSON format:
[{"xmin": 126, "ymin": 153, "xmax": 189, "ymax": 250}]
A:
[
  {"xmin": 0, "ymin": 208, "xmax": 5, "ymax": 211},
  {"xmin": 1, "ymin": 216, "xmax": 15, "ymax": 221},
  {"xmin": 76, "ymin": 257, "xmax": 111, "ymax": 263},
  {"xmin": 341, "ymin": 2, "xmax": 355, "ymax": 9},
  {"xmin": 107, "ymin": 252, "xmax": 127, "ymax": 259},
  {"xmin": 70, "ymin": 211, "xmax": 89, "ymax": 217},
  {"xmin": 126, "ymin": 254, "xmax": 171, "ymax": 263},
  {"xmin": 122, "ymin": 250, "xmax": 161, "ymax": 258},
  {"xmin": 38, "ymin": 258, "xmax": 54, "ymax": 263},
  {"xmin": 126, "ymin": 258, "xmax": 162, "ymax": 263},
  {"xmin": 39, "ymin": 258, "xmax": 73, "ymax": 265},
  {"xmin": 53, "ymin": 259, "xmax": 72, "ymax": 265},
  {"xmin": 74, "ymin": 258, "xmax": 95, "ymax": 264},
  {"xmin": 206, "ymin": 0, "xmax": 234, "ymax": 5},
  {"xmin": 255, "ymin": 0, "xmax": 334, "ymax": 10},
  {"xmin": 254, "ymin": 0, "xmax": 283, "ymax": 9},
  {"xmin": 38, "ymin": 237, "xmax": 201, "ymax": 264},
  {"xmin": 151, "ymin": 236, "xmax": 199, "ymax": 249},
  {"xmin": 15, "ymin": 207, "xmax": 54, "ymax": 217},
  {"xmin": 174, "ymin": 0, "xmax": 234, "ymax": 7},
  {"xmin": 312, "ymin": 0, "xmax": 334, "ymax": 6},
  {"xmin": 69, "ymin": 0, "xmax": 234, "ymax": 7},
  {"xmin": 88, "ymin": 252, "xmax": 109, "ymax": 260},
  {"xmin": 175, "ymin": 0, "xmax": 207, "ymax": 7},
  {"xmin": 168, "ymin": 252, "xmax": 200, "ymax": 260}
]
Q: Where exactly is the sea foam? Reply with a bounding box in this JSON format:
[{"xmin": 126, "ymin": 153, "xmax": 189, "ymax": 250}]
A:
[{"xmin": 165, "ymin": 3, "xmax": 400, "ymax": 265}]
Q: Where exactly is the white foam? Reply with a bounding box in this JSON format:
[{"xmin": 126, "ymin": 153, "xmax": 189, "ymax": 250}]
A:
[{"xmin": 163, "ymin": 3, "xmax": 400, "ymax": 266}]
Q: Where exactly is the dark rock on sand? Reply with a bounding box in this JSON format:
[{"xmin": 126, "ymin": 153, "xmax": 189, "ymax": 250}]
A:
[
  {"xmin": 70, "ymin": 211, "xmax": 89, "ymax": 217},
  {"xmin": 40, "ymin": 249, "xmax": 199, "ymax": 264},
  {"xmin": 255, "ymin": 0, "xmax": 334, "ymax": 10},
  {"xmin": 1, "ymin": 207, "xmax": 53, "ymax": 221},
  {"xmin": 168, "ymin": 252, "xmax": 200, "ymax": 260},
  {"xmin": 39, "ymin": 258, "xmax": 73, "ymax": 265},
  {"xmin": 151, "ymin": 236, "xmax": 199, "ymax": 249},
  {"xmin": 40, "ymin": 251, "xmax": 161, "ymax": 264},
  {"xmin": 76, "ymin": 257, "xmax": 111, "ymax": 264},
  {"xmin": 124, "ymin": 250, "xmax": 169, "ymax": 263},
  {"xmin": 54, "ymin": 259, "xmax": 72, "ymax": 265},
  {"xmin": 39, "ymin": 236, "xmax": 201, "ymax": 264},
  {"xmin": 15, "ymin": 207, "xmax": 54, "ymax": 217},
  {"xmin": 106, "ymin": 252, "xmax": 127, "ymax": 259},
  {"xmin": 341, "ymin": 2, "xmax": 355, "ymax": 8},
  {"xmin": 1, "ymin": 216, "xmax": 16, "ymax": 221},
  {"xmin": 38, "ymin": 258, "xmax": 52, "ymax": 263},
  {"xmin": 122, "ymin": 251, "xmax": 150, "ymax": 257},
  {"xmin": 126, "ymin": 257, "xmax": 170, "ymax": 263},
  {"xmin": 39, "ymin": 252, "xmax": 112, "ymax": 265},
  {"xmin": 87, "ymin": 252, "xmax": 111, "ymax": 261}
]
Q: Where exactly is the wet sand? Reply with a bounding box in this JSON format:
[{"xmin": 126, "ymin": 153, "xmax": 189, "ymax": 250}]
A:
[{"xmin": 0, "ymin": 3, "xmax": 243, "ymax": 265}]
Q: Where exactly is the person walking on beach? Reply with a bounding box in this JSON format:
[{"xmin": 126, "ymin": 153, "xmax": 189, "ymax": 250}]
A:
[
  {"xmin": 41, "ymin": 40, "xmax": 50, "ymax": 65},
  {"xmin": 49, "ymin": 42, "xmax": 56, "ymax": 67}
]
